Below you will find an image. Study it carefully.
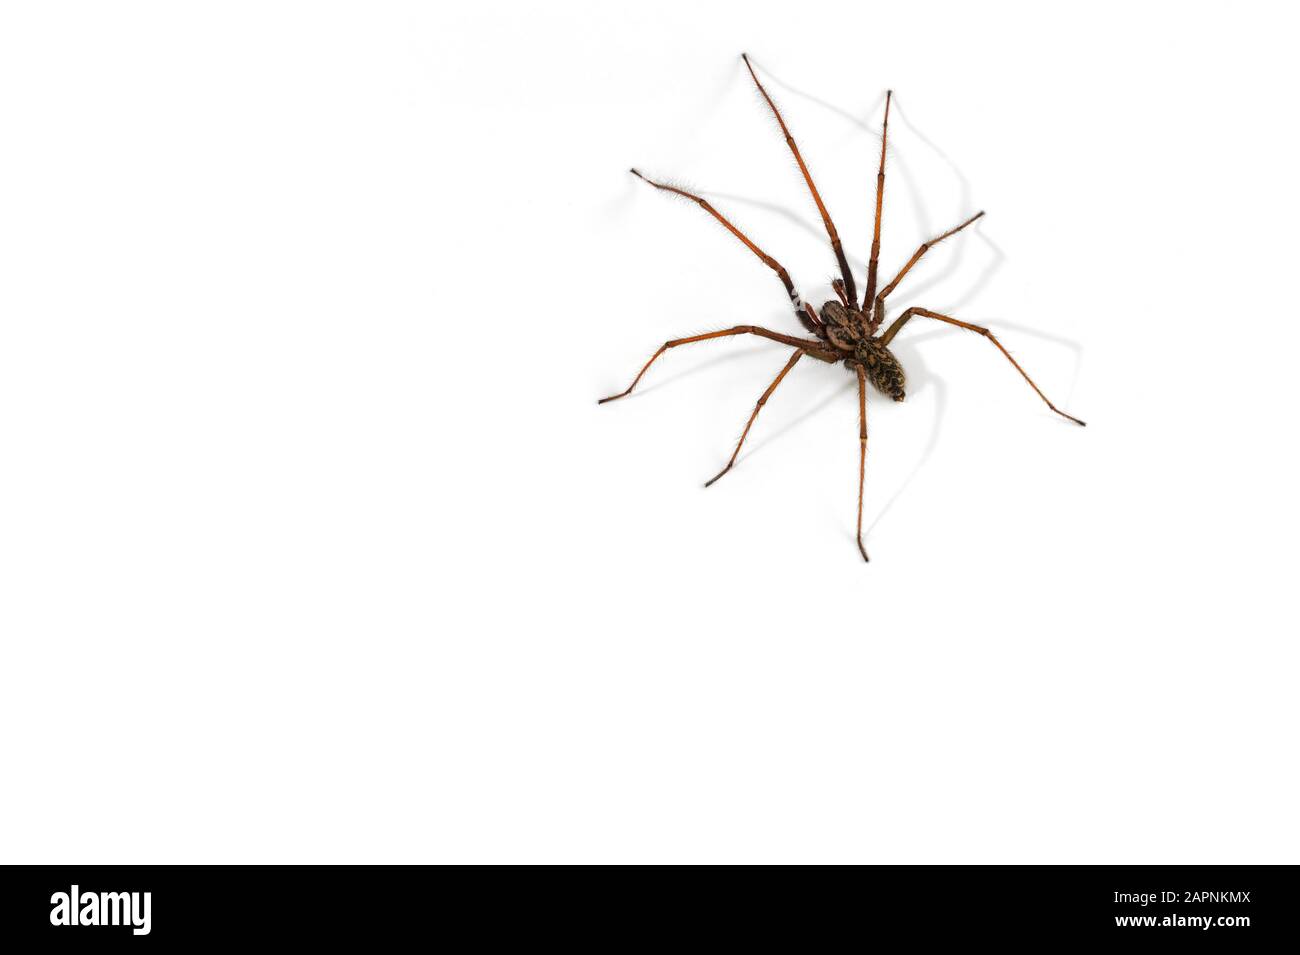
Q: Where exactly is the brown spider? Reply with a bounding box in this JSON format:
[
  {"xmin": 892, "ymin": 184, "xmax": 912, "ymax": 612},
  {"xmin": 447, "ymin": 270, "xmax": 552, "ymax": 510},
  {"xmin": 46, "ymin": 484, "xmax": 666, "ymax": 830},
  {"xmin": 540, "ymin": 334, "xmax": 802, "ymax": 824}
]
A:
[{"xmin": 599, "ymin": 55, "xmax": 1085, "ymax": 562}]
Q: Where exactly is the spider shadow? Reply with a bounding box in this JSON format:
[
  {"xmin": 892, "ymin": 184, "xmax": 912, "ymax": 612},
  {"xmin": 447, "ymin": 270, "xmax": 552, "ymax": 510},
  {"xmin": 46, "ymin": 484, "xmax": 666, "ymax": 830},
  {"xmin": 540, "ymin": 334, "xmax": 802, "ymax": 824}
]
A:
[
  {"xmin": 728, "ymin": 376, "xmax": 857, "ymax": 473},
  {"xmin": 861, "ymin": 338, "xmax": 946, "ymax": 539},
  {"xmin": 856, "ymin": 318, "xmax": 1086, "ymax": 541},
  {"xmin": 704, "ymin": 189, "xmax": 869, "ymax": 276},
  {"xmin": 606, "ymin": 318, "xmax": 1081, "ymax": 543},
  {"xmin": 891, "ymin": 318, "xmax": 1087, "ymax": 416},
  {"xmin": 752, "ymin": 62, "xmax": 974, "ymax": 242},
  {"xmin": 753, "ymin": 67, "xmax": 934, "ymax": 236},
  {"xmin": 701, "ymin": 62, "xmax": 999, "ymax": 316},
  {"xmin": 714, "ymin": 339, "xmax": 947, "ymax": 541},
  {"xmin": 692, "ymin": 184, "xmax": 994, "ymax": 321}
]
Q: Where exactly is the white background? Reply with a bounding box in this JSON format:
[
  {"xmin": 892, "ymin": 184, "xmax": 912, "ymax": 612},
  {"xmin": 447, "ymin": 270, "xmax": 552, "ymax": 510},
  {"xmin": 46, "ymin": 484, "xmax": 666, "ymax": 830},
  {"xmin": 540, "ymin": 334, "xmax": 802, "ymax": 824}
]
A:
[{"xmin": 1, "ymin": 1, "xmax": 1297, "ymax": 863}]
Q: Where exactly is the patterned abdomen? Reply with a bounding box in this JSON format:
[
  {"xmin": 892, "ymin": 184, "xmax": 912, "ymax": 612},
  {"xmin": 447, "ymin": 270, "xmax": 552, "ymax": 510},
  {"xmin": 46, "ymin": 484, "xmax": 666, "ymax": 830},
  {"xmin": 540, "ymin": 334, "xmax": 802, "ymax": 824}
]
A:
[{"xmin": 856, "ymin": 340, "xmax": 906, "ymax": 401}]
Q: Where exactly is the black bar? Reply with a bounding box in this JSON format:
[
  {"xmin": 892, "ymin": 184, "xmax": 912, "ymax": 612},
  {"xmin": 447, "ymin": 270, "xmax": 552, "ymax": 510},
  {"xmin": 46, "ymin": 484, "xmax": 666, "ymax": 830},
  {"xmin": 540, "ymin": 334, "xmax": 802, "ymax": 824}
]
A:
[{"xmin": 2, "ymin": 865, "xmax": 1295, "ymax": 945}]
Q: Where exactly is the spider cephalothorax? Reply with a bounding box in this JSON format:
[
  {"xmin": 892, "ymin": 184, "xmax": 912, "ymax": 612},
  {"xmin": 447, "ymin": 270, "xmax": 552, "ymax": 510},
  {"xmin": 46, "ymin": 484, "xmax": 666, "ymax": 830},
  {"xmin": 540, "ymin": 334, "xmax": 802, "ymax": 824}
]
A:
[
  {"xmin": 600, "ymin": 55, "xmax": 1085, "ymax": 562},
  {"xmin": 818, "ymin": 300, "xmax": 906, "ymax": 401}
]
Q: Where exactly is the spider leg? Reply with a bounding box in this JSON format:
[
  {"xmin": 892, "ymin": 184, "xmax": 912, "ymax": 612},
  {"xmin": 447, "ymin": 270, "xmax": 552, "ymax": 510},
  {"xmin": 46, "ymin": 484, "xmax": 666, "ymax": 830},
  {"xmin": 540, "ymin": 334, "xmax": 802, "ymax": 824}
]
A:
[
  {"xmin": 854, "ymin": 363, "xmax": 870, "ymax": 562},
  {"xmin": 705, "ymin": 349, "xmax": 804, "ymax": 487},
  {"xmin": 873, "ymin": 211, "xmax": 985, "ymax": 317},
  {"xmin": 597, "ymin": 326, "xmax": 832, "ymax": 404},
  {"xmin": 629, "ymin": 171, "xmax": 816, "ymax": 332},
  {"xmin": 879, "ymin": 307, "xmax": 1086, "ymax": 426},
  {"xmin": 742, "ymin": 54, "xmax": 857, "ymax": 304},
  {"xmin": 863, "ymin": 91, "xmax": 893, "ymax": 313}
]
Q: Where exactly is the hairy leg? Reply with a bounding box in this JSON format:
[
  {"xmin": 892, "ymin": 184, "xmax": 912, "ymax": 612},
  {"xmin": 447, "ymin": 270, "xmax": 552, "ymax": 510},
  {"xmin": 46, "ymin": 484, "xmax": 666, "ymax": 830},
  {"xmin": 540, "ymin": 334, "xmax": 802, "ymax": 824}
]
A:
[
  {"xmin": 705, "ymin": 349, "xmax": 804, "ymax": 487},
  {"xmin": 629, "ymin": 171, "xmax": 813, "ymax": 328},
  {"xmin": 855, "ymin": 363, "xmax": 870, "ymax": 562},
  {"xmin": 873, "ymin": 211, "xmax": 985, "ymax": 317},
  {"xmin": 862, "ymin": 91, "xmax": 893, "ymax": 312},
  {"xmin": 598, "ymin": 326, "xmax": 831, "ymax": 404},
  {"xmin": 879, "ymin": 307, "xmax": 1086, "ymax": 426},
  {"xmin": 742, "ymin": 54, "xmax": 857, "ymax": 303}
]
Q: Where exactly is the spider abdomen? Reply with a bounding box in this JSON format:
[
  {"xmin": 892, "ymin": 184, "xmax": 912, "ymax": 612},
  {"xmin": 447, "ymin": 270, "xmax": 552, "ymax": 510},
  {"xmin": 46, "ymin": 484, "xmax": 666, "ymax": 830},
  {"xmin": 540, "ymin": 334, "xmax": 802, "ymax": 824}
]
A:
[{"xmin": 854, "ymin": 339, "xmax": 906, "ymax": 401}]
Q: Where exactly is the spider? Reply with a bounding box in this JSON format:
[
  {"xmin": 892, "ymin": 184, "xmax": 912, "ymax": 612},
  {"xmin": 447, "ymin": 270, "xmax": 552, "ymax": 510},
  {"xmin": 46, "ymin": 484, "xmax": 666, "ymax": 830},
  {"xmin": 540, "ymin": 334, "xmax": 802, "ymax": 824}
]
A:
[{"xmin": 599, "ymin": 55, "xmax": 1085, "ymax": 562}]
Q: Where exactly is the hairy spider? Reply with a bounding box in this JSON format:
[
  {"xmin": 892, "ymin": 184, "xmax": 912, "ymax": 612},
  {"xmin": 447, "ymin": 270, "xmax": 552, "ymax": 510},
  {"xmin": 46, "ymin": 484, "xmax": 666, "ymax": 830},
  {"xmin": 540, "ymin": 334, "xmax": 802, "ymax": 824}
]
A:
[{"xmin": 599, "ymin": 55, "xmax": 1085, "ymax": 562}]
